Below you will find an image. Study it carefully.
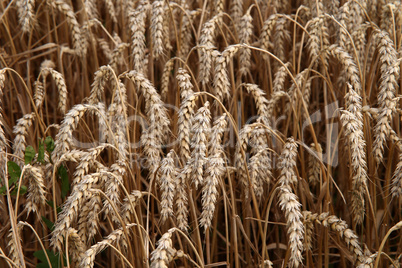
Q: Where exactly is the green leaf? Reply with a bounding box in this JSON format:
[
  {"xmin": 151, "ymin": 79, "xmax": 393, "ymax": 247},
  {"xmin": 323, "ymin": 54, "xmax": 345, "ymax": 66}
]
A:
[
  {"xmin": 0, "ymin": 185, "xmax": 6, "ymax": 194},
  {"xmin": 34, "ymin": 249, "xmax": 64, "ymax": 268},
  {"xmin": 41, "ymin": 216, "xmax": 54, "ymax": 231},
  {"xmin": 58, "ymin": 166, "xmax": 70, "ymax": 199},
  {"xmin": 44, "ymin": 136, "xmax": 55, "ymax": 153},
  {"xmin": 7, "ymin": 161, "xmax": 21, "ymax": 184},
  {"xmin": 38, "ymin": 139, "xmax": 45, "ymax": 164},
  {"xmin": 25, "ymin": 146, "xmax": 36, "ymax": 165},
  {"xmin": 11, "ymin": 185, "xmax": 27, "ymax": 196}
]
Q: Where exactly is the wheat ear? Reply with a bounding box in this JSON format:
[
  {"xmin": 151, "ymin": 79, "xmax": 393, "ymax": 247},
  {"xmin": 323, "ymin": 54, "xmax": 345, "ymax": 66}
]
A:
[
  {"xmin": 188, "ymin": 101, "xmax": 211, "ymax": 188},
  {"xmin": 303, "ymin": 211, "xmax": 364, "ymax": 264},
  {"xmin": 16, "ymin": 0, "xmax": 36, "ymax": 33},
  {"xmin": 80, "ymin": 224, "xmax": 135, "ymax": 268},
  {"xmin": 239, "ymin": 7, "xmax": 253, "ymax": 77},
  {"xmin": 340, "ymin": 84, "xmax": 368, "ymax": 225},
  {"xmin": 25, "ymin": 165, "xmax": 46, "ymax": 216},
  {"xmin": 129, "ymin": 1, "xmax": 149, "ymax": 73},
  {"xmin": 157, "ymin": 150, "xmax": 177, "ymax": 223},
  {"xmin": 372, "ymin": 29, "xmax": 400, "ymax": 164},
  {"xmin": 277, "ymin": 138, "xmax": 303, "ymax": 268},
  {"xmin": 12, "ymin": 113, "xmax": 35, "ymax": 163},
  {"xmin": 151, "ymin": 0, "xmax": 165, "ymax": 58}
]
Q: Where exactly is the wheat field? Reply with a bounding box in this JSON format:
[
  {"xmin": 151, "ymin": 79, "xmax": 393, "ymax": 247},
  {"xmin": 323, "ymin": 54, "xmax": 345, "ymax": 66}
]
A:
[{"xmin": 0, "ymin": 0, "xmax": 402, "ymax": 267}]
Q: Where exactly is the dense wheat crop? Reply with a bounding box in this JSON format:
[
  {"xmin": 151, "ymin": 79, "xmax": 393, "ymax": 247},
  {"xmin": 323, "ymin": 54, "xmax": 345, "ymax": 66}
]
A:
[{"xmin": 1, "ymin": 0, "xmax": 402, "ymax": 267}]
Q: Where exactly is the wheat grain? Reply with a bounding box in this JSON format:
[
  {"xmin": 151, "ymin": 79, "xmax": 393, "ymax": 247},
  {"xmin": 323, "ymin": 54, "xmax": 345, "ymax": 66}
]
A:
[
  {"xmin": 12, "ymin": 113, "xmax": 35, "ymax": 163},
  {"xmin": 307, "ymin": 143, "xmax": 322, "ymax": 187}
]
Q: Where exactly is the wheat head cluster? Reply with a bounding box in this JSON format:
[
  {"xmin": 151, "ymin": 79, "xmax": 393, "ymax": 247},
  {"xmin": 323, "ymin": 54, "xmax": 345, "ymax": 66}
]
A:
[{"xmin": 0, "ymin": 0, "xmax": 402, "ymax": 267}]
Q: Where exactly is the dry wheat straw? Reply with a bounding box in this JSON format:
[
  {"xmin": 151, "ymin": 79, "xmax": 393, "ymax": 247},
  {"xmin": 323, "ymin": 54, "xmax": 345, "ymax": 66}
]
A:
[
  {"xmin": 25, "ymin": 165, "xmax": 46, "ymax": 215},
  {"xmin": 151, "ymin": 0, "xmax": 165, "ymax": 58},
  {"xmin": 239, "ymin": 9, "xmax": 253, "ymax": 77},
  {"xmin": 277, "ymin": 138, "xmax": 303, "ymax": 268},
  {"xmin": 157, "ymin": 150, "xmax": 177, "ymax": 223},
  {"xmin": 17, "ymin": 0, "xmax": 36, "ymax": 33},
  {"xmin": 80, "ymin": 223, "xmax": 135, "ymax": 268},
  {"xmin": 372, "ymin": 29, "xmax": 400, "ymax": 164},
  {"xmin": 12, "ymin": 113, "xmax": 35, "ymax": 162}
]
